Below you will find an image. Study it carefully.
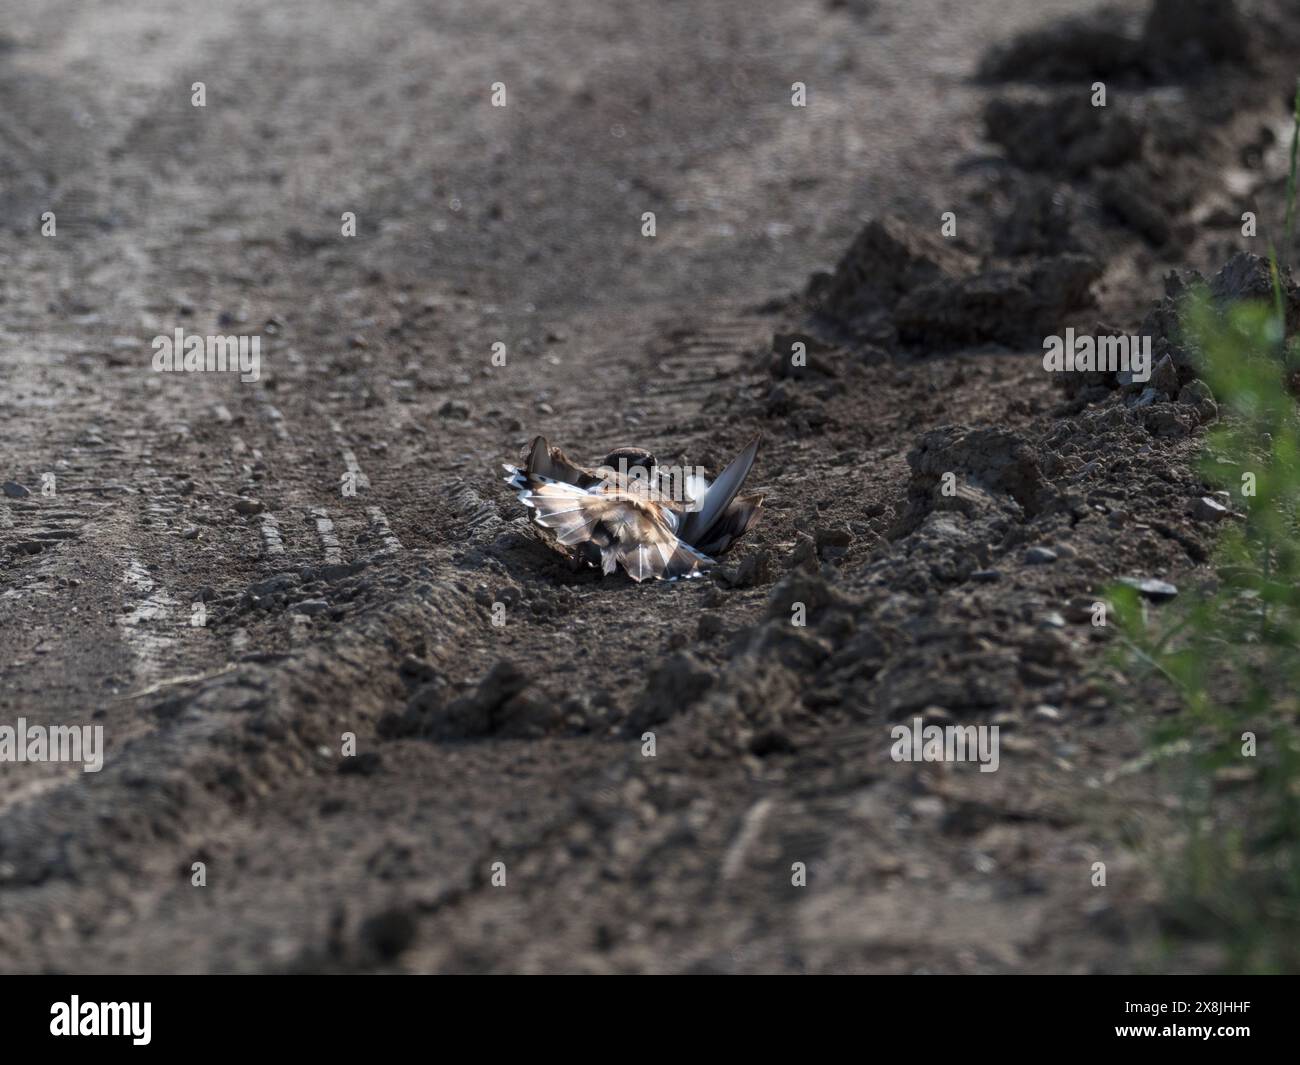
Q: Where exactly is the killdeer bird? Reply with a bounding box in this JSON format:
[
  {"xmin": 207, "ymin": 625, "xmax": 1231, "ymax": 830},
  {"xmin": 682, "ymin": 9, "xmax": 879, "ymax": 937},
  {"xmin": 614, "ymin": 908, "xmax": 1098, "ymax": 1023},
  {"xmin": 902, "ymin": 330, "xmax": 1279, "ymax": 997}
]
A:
[{"xmin": 503, "ymin": 435, "xmax": 764, "ymax": 581}]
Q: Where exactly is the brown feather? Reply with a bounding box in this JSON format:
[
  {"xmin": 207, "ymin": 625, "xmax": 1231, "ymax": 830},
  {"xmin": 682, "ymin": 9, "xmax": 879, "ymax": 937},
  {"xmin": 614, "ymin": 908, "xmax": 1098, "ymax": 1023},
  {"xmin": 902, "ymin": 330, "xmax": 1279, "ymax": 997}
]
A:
[
  {"xmin": 503, "ymin": 435, "xmax": 761, "ymax": 581},
  {"xmin": 518, "ymin": 481, "xmax": 710, "ymax": 582}
]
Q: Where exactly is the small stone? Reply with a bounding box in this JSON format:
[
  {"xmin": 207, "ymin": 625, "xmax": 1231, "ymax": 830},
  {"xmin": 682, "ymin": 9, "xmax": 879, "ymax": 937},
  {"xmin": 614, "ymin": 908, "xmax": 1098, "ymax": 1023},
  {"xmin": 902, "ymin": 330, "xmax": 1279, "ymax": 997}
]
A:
[
  {"xmin": 293, "ymin": 598, "xmax": 330, "ymax": 615},
  {"xmin": 1033, "ymin": 704, "xmax": 1063, "ymax": 723},
  {"xmin": 2, "ymin": 481, "xmax": 30, "ymax": 499},
  {"xmin": 249, "ymin": 572, "xmax": 297, "ymax": 597},
  {"xmin": 1025, "ymin": 546, "xmax": 1058, "ymax": 565},
  {"xmin": 438, "ymin": 399, "xmax": 471, "ymax": 419},
  {"xmin": 1192, "ymin": 496, "xmax": 1230, "ymax": 522},
  {"xmin": 971, "ymin": 569, "xmax": 1002, "ymax": 582},
  {"xmin": 1148, "ymin": 354, "xmax": 1178, "ymax": 395},
  {"xmin": 789, "ymin": 532, "xmax": 818, "ymax": 571},
  {"xmin": 715, "ymin": 548, "xmax": 772, "ymax": 588},
  {"xmin": 815, "ymin": 525, "xmax": 852, "ymax": 558},
  {"xmin": 234, "ymin": 497, "xmax": 264, "ymax": 515},
  {"xmin": 1178, "ymin": 379, "xmax": 1218, "ymax": 423},
  {"xmin": 910, "ymin": 797, "xmax": 945, "ymax": 818},
  {"xmin": 1063, "ymin": 596, "xmax": 1099, "ymax": 622},
  {"xmin": 1118, "ymin": 576, "xmax": 1178, "ymax": 602}
]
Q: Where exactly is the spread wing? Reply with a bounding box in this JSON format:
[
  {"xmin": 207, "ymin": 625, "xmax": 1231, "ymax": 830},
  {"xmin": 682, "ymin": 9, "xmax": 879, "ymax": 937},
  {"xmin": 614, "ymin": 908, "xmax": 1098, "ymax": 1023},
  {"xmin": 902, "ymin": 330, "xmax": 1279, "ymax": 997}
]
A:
[{"xmin": 514, "ymin": 480, "xmax": 712, "ymax": 582}]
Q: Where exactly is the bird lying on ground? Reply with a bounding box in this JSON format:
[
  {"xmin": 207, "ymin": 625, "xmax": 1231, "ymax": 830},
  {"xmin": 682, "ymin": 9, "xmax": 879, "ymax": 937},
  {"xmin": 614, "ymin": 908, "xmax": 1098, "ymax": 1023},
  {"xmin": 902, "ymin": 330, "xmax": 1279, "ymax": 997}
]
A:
[{"xmin": 502, "ymin": 435, "xmax": 764, "ymax": 581}]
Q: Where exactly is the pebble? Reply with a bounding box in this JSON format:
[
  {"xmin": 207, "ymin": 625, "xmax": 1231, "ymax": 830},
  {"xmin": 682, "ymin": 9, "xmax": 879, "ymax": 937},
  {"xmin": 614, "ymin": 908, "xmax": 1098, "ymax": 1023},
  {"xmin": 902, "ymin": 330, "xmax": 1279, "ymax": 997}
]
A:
[
  {"xmin": 1063, "ymin": 596, "xmax": 1098, "ymax": 623},
  {"xmin": 1024, "ymin": 546, "xmax": 1058, "ymax": 565},
  {"xmin": 1148, "ymin": 354, "xmax": 1178, "ymax": 395},
  {"xmin": 292, "ymin": 598, "xmax": 330, "ymax": 615},
  {"xmin": 1118, "ymin": 576, "xmax": 1178, "ymax": 602},
  {"xmin": 249, "ymin": 573, "xmax": 297, "ymax": 598},
  {"xmin": 1192, "ymin": 496, "xmax": 1230, "ymax": 522},
  {"xmin": 815, "ymin": 525, "xmax": 852, "ymax": 559},
  {"xmin": 2, "ymin": 481, "xmax": 30, "ymax": 499},
  {"xmin": 234, "ymin": 497, "xmax": 264, "ymax": 515}
]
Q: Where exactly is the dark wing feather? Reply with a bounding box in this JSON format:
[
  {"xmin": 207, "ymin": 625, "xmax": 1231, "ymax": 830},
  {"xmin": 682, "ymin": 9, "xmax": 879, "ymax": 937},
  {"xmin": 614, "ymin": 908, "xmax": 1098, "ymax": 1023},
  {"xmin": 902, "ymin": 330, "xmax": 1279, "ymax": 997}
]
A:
[
  {"xmin": 677, "ymin": 435, "xmax": 761, "ymax": 549},
  {"xmin": 524, "ymin": 436, "xmax": 603, "ymax": 488},
  {"xmin": 693, "ymin": 493, "xmax": 765, "ymax": 557}
]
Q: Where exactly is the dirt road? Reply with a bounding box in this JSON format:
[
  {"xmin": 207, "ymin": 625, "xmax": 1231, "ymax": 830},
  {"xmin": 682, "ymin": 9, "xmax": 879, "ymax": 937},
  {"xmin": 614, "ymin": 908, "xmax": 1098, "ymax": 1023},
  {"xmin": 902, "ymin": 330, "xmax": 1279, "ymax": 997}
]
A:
[{"xmin": 1, "ymin": 0, "xmax": 1295, "ymax": 972}]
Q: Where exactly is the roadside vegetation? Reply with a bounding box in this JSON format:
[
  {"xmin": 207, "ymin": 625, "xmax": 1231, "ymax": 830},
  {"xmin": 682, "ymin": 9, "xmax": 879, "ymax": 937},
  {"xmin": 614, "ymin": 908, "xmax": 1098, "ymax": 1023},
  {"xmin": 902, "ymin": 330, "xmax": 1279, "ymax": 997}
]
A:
[{"xmin": 1111, "ymin": 83, "xmax": 1300, "ymax": 972}]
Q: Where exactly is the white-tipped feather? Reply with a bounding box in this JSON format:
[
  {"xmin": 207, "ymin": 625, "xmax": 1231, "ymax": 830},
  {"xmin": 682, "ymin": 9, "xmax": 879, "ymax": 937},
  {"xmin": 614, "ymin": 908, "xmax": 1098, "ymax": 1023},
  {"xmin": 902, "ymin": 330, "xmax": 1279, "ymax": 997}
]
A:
[
  {"xmin": 682, "ymin": 471, "xmax": 710, "ymax": 513},
  {"xmin": 501, "ymin": 435, "xmax": 760, "ymax": 582}
]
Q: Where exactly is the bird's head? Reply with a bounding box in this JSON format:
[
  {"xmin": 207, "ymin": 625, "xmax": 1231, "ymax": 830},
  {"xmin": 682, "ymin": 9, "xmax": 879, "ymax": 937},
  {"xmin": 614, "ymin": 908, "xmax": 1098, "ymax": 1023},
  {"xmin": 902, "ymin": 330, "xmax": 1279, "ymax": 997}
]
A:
[{"xmin": 602, "ymin": 446, "xmax": 657, "ymax": 486}]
